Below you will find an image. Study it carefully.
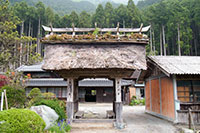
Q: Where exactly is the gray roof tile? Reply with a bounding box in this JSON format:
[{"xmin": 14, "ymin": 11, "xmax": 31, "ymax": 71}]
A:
[
  {"xmin": 26, "ymin": 78, "xmax": 133, "ymax": 87},
  {"xmin": 149, "ymin": 56, "xmax": 200, "ymax": 75}
]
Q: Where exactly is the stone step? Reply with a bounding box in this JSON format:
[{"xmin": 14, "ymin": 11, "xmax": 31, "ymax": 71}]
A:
[
  {"xmin": 71, "ymin": 129, "xmax": 120, "ymax": 133},
  {"xmin": 71, "ymin": 122, "xmax": 114, "ymax": 130},
  {"xmin": 73, "ymin": 119, "xmax": 115, "ymax": 123}
]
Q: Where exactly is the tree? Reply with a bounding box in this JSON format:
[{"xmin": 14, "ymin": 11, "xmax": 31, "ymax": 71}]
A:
[
  {"xmin": 0, "ymin": 0, "xmax": 21, "ymax": 70},
  {"xmin": 92, "ymin": 4, "xmax": 105, "ymax": 28},
  {"xmin": 13, "ymin": 1, "xmax": 29, "ymax": 65},
  {"xmin": 45, "ymin": 7, "xmax": 54, "ymax": 26},
  {"xmin": 167, "ymin": 0, "xmax": 191, "ymax": 55},
  {"xmin": 53, "ymin": 14, "xmax": 61, "ymax": 28},
  {"xmin": 60, "ymin": 14, "xmax": 71, "ymax": 28},
  {"xmin": 145, "ymin": 1, "xmax": 169, "ymax": 55},
  {"xmin": 104, "ymin": 2, "xmax": 114, "ymax": 28},
  {"xmin": 127, "ymin": 0, "xmax": 141, "ymax": 28},
  {"xmin": 36, "ymin": 1, "xmax": 45, "ymax": 54},
  {"xmin": 69, "ymin": 11, "xmax": 79, "ymax": 27},
  {"xmin": 0, "ymin": 0, "xmax": 41, "ymax": 71},
  {"xmin": 79, "ymin": 11, "xmax": 92, "ymax": 28},
  {"xmin": 114, "ymin": 4, "xmax": 127, "ymax": 28}
]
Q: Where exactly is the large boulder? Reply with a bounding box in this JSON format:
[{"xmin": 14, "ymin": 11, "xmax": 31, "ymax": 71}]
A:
[{"xmin": 30, "ymin": 105, "xmax": 59, "ymax": 129}]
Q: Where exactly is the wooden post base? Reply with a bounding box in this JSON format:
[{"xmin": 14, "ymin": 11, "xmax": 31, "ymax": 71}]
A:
[
  {"xmin": 67, "ymin": 102, "xmax": 74, "ymax": 122},
  {"xmin": 114, "ymin": 102, "xmax": 126, "ymax": 129},
  {"xmin": 115, "ymin": 102, "xmax": 123, "ymax": 123}
]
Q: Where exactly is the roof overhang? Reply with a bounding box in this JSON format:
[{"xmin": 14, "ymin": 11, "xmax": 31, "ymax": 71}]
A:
[{"xmin": 55, "ymin": 68, "xmax": 136, "ymax": 79}]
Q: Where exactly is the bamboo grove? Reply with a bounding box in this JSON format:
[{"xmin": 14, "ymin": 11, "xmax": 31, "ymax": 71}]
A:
[{"xmin": 0, "ymin": 0, "xmax": 200, "ymax": 71}]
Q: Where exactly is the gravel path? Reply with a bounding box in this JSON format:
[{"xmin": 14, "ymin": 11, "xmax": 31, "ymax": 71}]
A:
[
  {"xmin": 71, "ymin": 103, "xmax": 178, "ymax": 133},
  {"xmin": 122, "ymin": 106, "xmax": 178, "ymax": 133}
]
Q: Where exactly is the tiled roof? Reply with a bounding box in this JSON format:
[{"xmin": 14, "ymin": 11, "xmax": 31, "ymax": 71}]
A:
[
  {"xmin": 26, "ymin": 78, "xmax": 133, "ymax": 87},
  {"xmin": 149, "ymin": 56, "xmax": 200, "ymax": 76},
  {"xmin": 26, "ymin": 78, "xmax": 67, "ymax": 87},
  {"xmin": 17, "ymin": 62, "xmax": 44, "ymax": 72}
]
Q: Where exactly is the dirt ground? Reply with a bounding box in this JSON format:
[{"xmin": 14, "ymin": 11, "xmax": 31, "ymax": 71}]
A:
[{"xmin": 71, "ymin": 103, "xmax": 179, "ymax": 133}]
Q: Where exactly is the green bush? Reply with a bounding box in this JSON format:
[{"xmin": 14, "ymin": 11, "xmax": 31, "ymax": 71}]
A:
[
  {"xmin": 34, "ymin": 99, "xmax": 66, "ymax": 120},
  {"xmin": 0, "ymin": 109, "xmax": 46, "ymax": 133},
  {"xmin": 0, "ymin": 85, "xmax": 26, "ymax": 108},
  {"xmin": 141, "ymin": 99, "xmax": 145, "ymax": 105},
  {"xmin": 27, "ymin": 88, "xmax": 43, "ymax": 107},
  {"xmin": 28, "ymin": 88, "xmax": 42, "ymax": 98},
  {"xmin": 42, "ymin": 92, "xmax": 56, "ymax": 100},
  {"xmin": 129, "ymin": 97, "xmax": 145, "ymax": 106}
]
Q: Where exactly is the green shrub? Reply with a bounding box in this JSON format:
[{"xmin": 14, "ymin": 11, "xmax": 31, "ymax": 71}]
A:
[
  {"xmin": 34, "ymin": 99, "xmax": 66, "ymax": 120},
  {"xmin": 0, "ymin": 109, "xmax": 46, "ymax": 133},
  {"xmin": 28, "ymin": 88, "xmax": 42, "ymax": 98},
  {"xmin": 27, "ymin": 88, "xmax": 43, "ymax": 107},
  {"xmin": 141, "ymin": 99, "xmax": 145, "ymax": 105},
  {"xmin": 42, "ymin": 92, "xmax": 56, "ymax": 100},
  {"xmin": 0, "ymin": 85, "xmax": 26, "ymax": 108},
  {"xmin": 129, "ymin": 97, "xmax": 146, "ymax": 106},
  {"xmin": 134, "ymin": 99, "xmax": 140, "ymax": 105}
]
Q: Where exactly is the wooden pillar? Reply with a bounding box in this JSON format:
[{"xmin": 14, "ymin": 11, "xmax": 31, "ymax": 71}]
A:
[
  {"xmin": 73, "ymin": 79, "xmax": 79, "ymax": 114},
  {"xmin": 66, "ymin": 78, "xmax": 75, "ymax": 122},
  {"xmin": 115, "ymin": 78, "xmax": 123, "ymax": 123},
  {"xmin": 112, "ymin": 79, "xmax": 116, "ymax": 114},
  {"xmin": 173, "ymin": 75, "xmax": 180, "ymax": 123}
]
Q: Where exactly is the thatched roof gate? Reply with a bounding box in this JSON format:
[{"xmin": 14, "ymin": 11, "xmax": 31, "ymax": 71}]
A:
[{"xmin": 41, "ymin": 24, "xmax": 149, "ymax": 129}]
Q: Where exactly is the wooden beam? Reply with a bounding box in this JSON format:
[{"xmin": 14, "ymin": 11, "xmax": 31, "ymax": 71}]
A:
[
  {"xmin": 117, "ymin": 22, "xmax": 120, "ymax": 40},
  {"xmin": 139, "ymin": 23, "xmax": 144, "ymax": 34},
  {"xmin": 42, "ymin": 40, "xmax": 148, "ymax": 45},
  {"xmin": 50, "ymin": 23, "xmax": 53, "ymax": 35},
  {"xmin": 72, "ymin": 23, "xmax": 75, "ymax": 37},
  {"xmin": 58, "ymin": 69, "xmax": 134, "ymax": 79}
]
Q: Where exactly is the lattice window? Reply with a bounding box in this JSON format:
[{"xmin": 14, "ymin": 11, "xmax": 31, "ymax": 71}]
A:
[
  {"xmin": 177, "ymin": 80, "xmax": 200, "ymax": 103},
  {"xmin": 62, "ymin": 87, "xmax": 67, "ymax": 98}
]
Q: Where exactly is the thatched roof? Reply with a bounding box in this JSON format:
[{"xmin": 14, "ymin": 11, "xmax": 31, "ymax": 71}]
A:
[{"xmin": 42, "ymin": 43, "xmax": 147, "ymax": 71}]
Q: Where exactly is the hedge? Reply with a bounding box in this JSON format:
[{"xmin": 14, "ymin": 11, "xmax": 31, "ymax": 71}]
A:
[
  {"xmin": 0, "ymin": 85, "xmax": 26, "ymax": 108},
  {"xmin": 0, "ymin": 109, "xmax": 46, "ymax": 133}
]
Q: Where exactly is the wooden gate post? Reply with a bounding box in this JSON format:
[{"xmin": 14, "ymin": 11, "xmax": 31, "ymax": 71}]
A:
[
  {"xmin": 73, "ymin": 79, "xmax": 79, "ymax": 114},
  {"xmin": 66, "ymin": 78, "xmax": 75, "ymax": 122},
  {"xmin": 114, "ymin": 78, "xmax": 125, "ymax": 129}
]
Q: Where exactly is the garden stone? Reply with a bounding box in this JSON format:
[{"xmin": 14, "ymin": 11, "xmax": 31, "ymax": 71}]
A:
[{"xmin": 30, "ymin": 105, "xmax": 59, "ymax": 129}]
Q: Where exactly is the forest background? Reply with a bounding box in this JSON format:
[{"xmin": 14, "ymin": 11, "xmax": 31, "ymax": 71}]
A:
[{"xmin": 1, "ymin": 0, "xmax": 200, "ymax": 70}]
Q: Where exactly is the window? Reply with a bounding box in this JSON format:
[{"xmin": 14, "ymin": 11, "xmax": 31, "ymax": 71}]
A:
[
  {"xmin": 47, "ymin": 88, "xmax": 55, "ymax": 95},
  {"xmin": 40, "ymin": 88, "xmax": 47, "ymax": 93},
  {"xmin": 91, "ymin": 90, "xmax": 96, "ymax": 96},
  {"xmin": 54, "ymin": 88, "xmax": 60, "ymax": 97},
  {"xmin": 177, "ymin": 80, "xmax": 200, "ymax": 103},
  {"xmin": 62, "ymin": 87, "xmax": 67, "ymax": 98}
]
